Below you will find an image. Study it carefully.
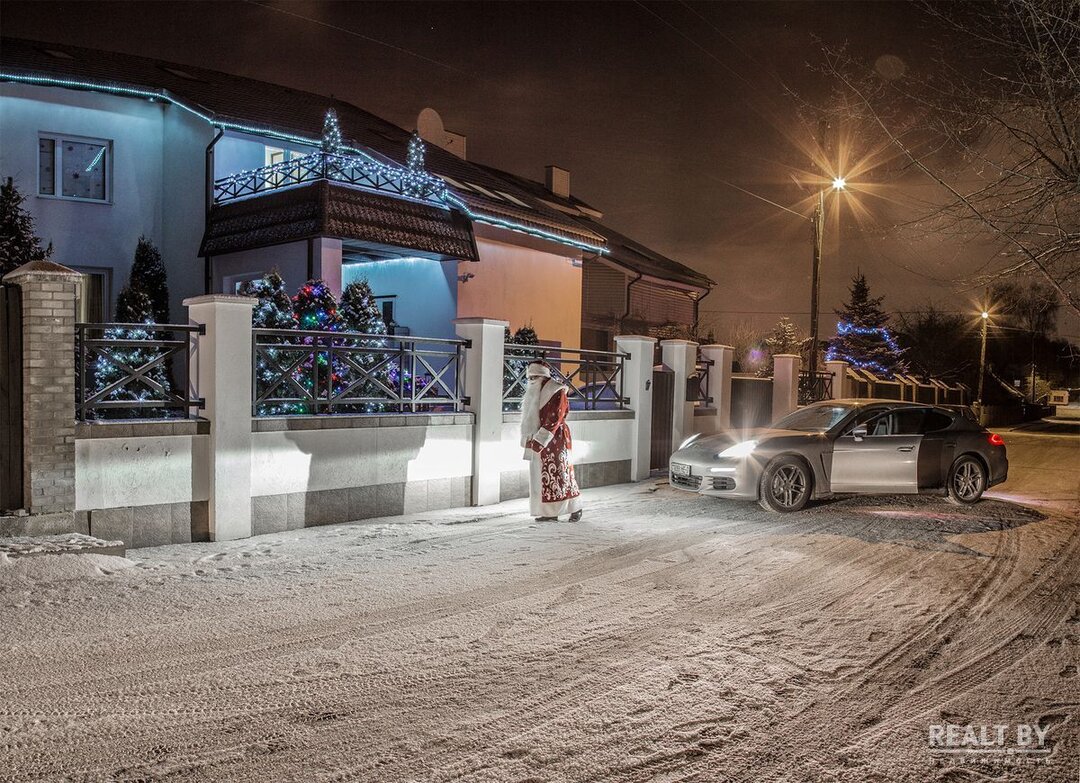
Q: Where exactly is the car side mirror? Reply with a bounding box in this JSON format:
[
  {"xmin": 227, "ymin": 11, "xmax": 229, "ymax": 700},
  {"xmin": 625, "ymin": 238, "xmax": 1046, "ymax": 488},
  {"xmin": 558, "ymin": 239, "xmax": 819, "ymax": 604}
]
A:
[{"xmin": 851, "ymin": 425, "xmax": 868, "ymax": 441}]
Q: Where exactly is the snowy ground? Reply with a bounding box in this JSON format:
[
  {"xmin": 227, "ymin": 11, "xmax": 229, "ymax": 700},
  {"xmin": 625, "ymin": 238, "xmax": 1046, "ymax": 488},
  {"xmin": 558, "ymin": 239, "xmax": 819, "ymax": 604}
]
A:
[{"xmin": 1, "ymin": 435, "xmax": 1077, "ymax": 782}]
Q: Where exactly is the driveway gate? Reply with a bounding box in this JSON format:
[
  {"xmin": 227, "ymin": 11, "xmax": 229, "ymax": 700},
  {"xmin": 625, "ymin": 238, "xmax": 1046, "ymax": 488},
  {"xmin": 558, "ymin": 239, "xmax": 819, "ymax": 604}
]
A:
[{"xmin": 650, "ymin": 367, "xmax": 674, "ymax": 471}]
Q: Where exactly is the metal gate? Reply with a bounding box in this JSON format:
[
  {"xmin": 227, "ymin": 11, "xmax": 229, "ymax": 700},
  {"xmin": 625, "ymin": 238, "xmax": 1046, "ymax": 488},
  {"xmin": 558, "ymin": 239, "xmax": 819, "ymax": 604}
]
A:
[
  {"xmin": 650, "ymin": 367, "xmax": 674, "ymax": 470},
  {"xmin": 0, "ymin": 284, "xmax": 23, "ymax": 512}
]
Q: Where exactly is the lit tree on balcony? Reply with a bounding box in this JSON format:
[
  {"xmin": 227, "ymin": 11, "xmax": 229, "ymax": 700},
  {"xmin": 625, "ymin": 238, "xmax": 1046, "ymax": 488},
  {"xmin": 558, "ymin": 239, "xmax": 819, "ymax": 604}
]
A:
[
  {"xmin": 826, "ymin": 272, "xmax": 907, "ymax": 377},
  {"xmin": 321, "ymin": 108, "xmax": 343, "ymax": 155}
]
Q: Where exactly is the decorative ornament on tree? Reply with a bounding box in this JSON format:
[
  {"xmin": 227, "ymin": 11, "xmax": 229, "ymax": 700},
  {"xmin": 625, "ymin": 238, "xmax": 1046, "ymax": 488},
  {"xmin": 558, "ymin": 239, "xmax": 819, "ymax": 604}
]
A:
[
  {"xmin": 825, "ymin": 272, "xmax": 907, "ymax": 377},
  {"xmin": 0, "ymin": 178, "xmax": 52, "ymax": 276},
  {"xmin": 321, "ymin": 107, "xmax": 344, "ymax": 155}
]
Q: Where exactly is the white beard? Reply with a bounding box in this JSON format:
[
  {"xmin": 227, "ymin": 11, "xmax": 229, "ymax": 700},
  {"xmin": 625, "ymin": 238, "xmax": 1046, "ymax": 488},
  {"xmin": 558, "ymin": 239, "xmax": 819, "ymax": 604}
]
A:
[{"xmin": 520, "ymin": 377, "xmax": 543, "ymax": 448}]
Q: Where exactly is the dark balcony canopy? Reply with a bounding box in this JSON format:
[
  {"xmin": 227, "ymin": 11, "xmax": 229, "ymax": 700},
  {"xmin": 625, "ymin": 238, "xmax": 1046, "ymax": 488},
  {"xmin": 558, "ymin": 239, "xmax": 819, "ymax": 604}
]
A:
[{"xmin": 199, "ymin": 180, "xmax": 479, "ymax": 262}]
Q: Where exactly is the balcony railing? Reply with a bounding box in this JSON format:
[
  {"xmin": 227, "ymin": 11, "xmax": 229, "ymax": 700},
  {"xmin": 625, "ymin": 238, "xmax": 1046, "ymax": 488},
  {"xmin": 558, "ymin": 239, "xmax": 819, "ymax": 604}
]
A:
[
  {"xmin": 798, "ymin": 370, "xmax": 834, "ymax": 406},
  {"xmin": 213, "ymin": 151, "xmax": 449, "ymax": 205},
  {"xmin": 75, "ymin": 322, "xmax": 204, "ymax": 420},
  {"xmin": 502, "ymin": 344, "xmax": 629, "ymax": 411},
  {"xmin": 251, "ymin": 328, "xmax": 468, "ymax": 416}
]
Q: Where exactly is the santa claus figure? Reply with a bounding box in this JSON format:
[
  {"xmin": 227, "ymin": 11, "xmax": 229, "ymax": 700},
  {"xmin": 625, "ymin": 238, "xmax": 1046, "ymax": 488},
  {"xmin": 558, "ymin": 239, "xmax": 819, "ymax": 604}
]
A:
[{"xmin": 520, "ymin": 361, "xmax": 583, "ymax": 521}]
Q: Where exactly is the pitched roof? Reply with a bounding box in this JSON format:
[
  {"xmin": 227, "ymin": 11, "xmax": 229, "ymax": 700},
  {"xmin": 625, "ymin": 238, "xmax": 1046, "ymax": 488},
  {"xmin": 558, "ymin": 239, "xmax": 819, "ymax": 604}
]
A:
[{"xmin": 1, "ymin": 36, "xmax": 710, "ymax": 286}]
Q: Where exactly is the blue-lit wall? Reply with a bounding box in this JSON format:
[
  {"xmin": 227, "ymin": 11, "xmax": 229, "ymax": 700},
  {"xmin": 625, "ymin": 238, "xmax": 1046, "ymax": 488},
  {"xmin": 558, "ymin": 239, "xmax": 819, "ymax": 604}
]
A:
[
  {"xmin": 0, "ymin": 82, "xmax": 209, "ymax": 320},
  {"xmin": 214, "ymin": 133, "xmax": 314, "ymax": 178},
  {"xmin": 342, "ymin": 257, "xmax": 458, "ymax": 341}
]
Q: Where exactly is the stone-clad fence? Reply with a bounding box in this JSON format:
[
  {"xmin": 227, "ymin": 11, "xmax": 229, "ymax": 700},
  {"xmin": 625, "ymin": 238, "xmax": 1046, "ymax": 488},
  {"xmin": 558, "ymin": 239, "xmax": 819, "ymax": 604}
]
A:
[{"xmin": 0, "ymin": 261, "xmax": 968, "ymax": 548}]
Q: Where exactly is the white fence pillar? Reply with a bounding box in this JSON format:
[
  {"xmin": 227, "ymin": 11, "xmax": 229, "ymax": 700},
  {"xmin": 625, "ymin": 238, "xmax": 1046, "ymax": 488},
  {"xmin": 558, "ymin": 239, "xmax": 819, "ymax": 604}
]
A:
[
  {"xmin": 699, "ymin": 344, "xmax": 734, "ymax": 431},
  {"xmin": 615, "ymin": 335, "xmax": 656, "ymax": 481},
  {"xmin": 455, "ymin": 317, "xmax": 508, "ymax": 505},
  {"xmin": 772, "ymin": 354, "xmax": 800, "ymax": 421},
  {"xmin": 661, "ymin": 339, "xmax": 698, "ymax": 454},
  {"xmin": 826, "ymin": 359, "xmax": 850, "ymax": 399},
  {"xmin": 184, "ymin": 295, "xmax": 255, "ymax": 541}
]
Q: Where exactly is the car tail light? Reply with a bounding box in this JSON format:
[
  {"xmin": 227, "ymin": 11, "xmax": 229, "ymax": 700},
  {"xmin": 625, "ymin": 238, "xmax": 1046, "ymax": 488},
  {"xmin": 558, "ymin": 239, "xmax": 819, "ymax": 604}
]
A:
[{"xmin": 988, "ymin": 433, "xmax": 1005, "ymax": 447}]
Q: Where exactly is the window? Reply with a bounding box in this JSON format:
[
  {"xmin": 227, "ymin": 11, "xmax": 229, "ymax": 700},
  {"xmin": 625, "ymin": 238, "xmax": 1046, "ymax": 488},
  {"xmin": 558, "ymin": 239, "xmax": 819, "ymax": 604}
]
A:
[
  {"xmin": 71, "ymin": 267, "xmax": 111, "ymax": 322},
  {"xmin": 38, "ymin": 134, "xmax": 111, "ymax": 201},
  {"xmin": 264, "ymin": 147, "xmax": 292, "ymax": 188},
  {"xmin": 861, "ymin": 408, "xmax": 955, "ymax": 437}
]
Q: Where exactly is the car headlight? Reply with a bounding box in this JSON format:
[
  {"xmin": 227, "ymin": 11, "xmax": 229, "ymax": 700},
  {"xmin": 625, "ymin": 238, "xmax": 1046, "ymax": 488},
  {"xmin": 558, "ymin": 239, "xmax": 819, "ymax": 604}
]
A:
[
  {"xmin": 717, "ymin": 440, "xmax": 758, "ymax": 458},
  {"xmin": 678, "ymin": 433, "xmax": 702, "ymax": 450}
]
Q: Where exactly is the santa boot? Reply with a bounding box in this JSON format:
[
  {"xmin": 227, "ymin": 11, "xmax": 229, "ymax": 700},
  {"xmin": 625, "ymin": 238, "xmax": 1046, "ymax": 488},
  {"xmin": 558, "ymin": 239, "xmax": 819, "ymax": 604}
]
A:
[
  {"xmin": 569, "ymin": 510, "xmax": 583, "ymax": 522},
  {"xmin": 535, "ymin": 516, "xmax": 558, "ymax": 521}
]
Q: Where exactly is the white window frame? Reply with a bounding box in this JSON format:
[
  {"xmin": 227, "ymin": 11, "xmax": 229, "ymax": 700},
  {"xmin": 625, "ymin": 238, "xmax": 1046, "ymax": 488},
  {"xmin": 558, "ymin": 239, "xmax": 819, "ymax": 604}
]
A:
[{"xmin": 38, "ymin": 132, "xmax": 113, "ymax": 204}]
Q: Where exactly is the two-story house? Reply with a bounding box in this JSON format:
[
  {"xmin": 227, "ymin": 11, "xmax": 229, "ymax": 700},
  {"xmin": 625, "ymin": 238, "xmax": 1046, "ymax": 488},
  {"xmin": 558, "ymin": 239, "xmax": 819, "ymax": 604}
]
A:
[{"xmin": 1, "ymin": 38, "xmax": 711, "ymax": 350}]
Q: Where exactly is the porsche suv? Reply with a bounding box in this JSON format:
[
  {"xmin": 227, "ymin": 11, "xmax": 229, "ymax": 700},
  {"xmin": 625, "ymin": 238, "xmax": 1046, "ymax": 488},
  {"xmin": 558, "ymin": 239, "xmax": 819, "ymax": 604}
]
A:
[{"xmin": 669, "ymin": 400, "xmax": 1008, "ymax": 512}]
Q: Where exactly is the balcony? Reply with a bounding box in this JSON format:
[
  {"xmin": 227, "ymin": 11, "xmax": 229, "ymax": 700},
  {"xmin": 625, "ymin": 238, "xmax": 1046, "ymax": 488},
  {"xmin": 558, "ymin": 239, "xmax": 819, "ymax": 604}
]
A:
[{"xmin": 200, "ymin": 150, "xmax": 478, "ymax": 262}]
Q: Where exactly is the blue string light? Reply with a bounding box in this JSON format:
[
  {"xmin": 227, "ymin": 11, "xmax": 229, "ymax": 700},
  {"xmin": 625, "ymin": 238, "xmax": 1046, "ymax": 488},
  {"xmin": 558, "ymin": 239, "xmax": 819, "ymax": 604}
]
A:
[{"xmin": 1, "ymin": 70, "xmax": 608, "ymax": 256}]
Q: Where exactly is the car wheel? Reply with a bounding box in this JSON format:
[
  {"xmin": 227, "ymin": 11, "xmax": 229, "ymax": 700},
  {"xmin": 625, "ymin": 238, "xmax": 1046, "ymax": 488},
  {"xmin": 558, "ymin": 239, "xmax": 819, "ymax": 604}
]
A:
[
  {"xmin": 946, "ymin": 455, "xmax": 986, "ymax": 505},
  {"xmin": 758, "ymin": 456, "xmax": 812, "ymax": 513}
]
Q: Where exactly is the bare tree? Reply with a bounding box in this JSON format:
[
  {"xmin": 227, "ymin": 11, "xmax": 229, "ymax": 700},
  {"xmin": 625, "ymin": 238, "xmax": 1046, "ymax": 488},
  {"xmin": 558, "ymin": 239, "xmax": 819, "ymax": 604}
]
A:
[{"xmin": 820, "ymin": 0, "xmax": 1079, "ymax": 316}]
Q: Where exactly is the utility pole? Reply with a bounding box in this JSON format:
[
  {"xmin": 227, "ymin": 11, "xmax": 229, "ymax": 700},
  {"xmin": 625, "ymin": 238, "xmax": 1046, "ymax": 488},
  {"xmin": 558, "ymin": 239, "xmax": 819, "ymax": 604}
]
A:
[
  {"xmin": 809, "ymin": 189, "xmax": 824, "ymax": 379},
  {"xmin": 977, "ymin": 306, "xmax": 989, "ymax": 409}
]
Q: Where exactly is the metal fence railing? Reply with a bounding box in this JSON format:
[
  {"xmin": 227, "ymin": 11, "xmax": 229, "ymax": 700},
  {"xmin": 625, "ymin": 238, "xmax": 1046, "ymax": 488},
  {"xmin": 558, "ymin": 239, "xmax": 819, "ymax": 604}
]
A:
[
  {"xmin": 75, "ymin": 322, "xmax": 204, "ymax": 420},
  {"xmin": 213, "ymin": 150, "xmax": 448, "ymax": 205},
  {"xmin": 502, "ymin": 343, "xmax": 628, "ymax": 411},
  {"xmin": 687, "ymin": 357, "xmax": 714, "ymax": 406},
  {"xmin": 251, "ymin": 328, "xmax": 469, "ymax": 416},
  {"xmin": 798, "ymin": 370, "xmax": 834, "ymax": 406}
]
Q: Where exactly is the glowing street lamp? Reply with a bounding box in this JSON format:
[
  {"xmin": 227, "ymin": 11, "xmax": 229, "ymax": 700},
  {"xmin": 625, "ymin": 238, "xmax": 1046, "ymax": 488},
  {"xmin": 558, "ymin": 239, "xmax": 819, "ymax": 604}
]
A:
[{"xmin": 808, "ymin": 176, "xmax": 847, "ymax": 378}]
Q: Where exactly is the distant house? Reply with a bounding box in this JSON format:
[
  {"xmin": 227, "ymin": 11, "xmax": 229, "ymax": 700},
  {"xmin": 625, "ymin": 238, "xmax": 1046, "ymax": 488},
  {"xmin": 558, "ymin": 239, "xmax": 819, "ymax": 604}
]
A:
[{"xmin": 0, "ymin": 38, "xmax": 711, "ymax": 349}]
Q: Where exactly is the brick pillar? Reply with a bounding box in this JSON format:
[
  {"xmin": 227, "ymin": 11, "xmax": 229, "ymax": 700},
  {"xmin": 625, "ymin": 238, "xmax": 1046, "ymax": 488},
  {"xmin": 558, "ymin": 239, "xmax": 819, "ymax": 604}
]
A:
[
  {"xmin": 184, "ymin": 294, "xmax": 255, "ymax": 541},
  {"xmin": 615, "ymin": 335, "xmax": 656, "ymax": 481},
  {"xmin": 454, "ymin": 317, "xmax": 508, "ymax": 505},
  {"xmin": 2, "ymin": 261, "xmax": 81, "ymax": 529}
]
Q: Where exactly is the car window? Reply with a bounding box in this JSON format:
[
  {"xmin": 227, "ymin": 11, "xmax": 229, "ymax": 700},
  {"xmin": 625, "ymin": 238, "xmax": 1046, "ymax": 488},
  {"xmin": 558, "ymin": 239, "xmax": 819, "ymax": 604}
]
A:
[
  {"xmin": 892, "ymin": 409, "xmax": 928, "ymax": 435},
  {"xmin": 921, "ymin": 411, "xmax": 953, "ymax": 432},
  {"xmin": 773, "ymin": 405, "xmax": 854, "ymax": 432}
]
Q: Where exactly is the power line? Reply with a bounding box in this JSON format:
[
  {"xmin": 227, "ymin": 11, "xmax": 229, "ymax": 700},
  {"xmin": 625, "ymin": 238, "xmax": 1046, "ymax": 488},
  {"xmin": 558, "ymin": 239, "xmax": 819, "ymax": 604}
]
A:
[{"xmin": 242, "ymin": 0, "xmax": 469, "ymax": 75}]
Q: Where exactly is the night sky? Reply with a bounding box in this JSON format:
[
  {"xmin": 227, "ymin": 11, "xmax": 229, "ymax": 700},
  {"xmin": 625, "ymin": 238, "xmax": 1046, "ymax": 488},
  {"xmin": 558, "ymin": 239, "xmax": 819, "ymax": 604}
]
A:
[{"xmin": 5, "ymin": 1, "xmax": 1033, "ymax": 338}]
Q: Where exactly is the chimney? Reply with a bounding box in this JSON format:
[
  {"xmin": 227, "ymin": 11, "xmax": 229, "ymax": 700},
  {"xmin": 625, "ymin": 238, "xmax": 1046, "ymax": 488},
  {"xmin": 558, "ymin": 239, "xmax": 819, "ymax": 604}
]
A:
[
  {"xmin": 417, "ymin": 107, "xmax": 466, "ymax": 160},
  {"xmin": 545, "ymin": 165, "xmax": 570, "ymax": 199}
]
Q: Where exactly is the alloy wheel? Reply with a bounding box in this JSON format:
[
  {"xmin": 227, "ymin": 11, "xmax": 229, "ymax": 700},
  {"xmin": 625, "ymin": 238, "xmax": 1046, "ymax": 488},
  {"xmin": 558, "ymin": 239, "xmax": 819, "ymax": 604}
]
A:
[
  {"xmin": 953, "ymin": 461, "xmax": 984, "ymax": 501},
  {"xmin": 771, "ymin": 464, "xmax": 808, "ymax": 509}
]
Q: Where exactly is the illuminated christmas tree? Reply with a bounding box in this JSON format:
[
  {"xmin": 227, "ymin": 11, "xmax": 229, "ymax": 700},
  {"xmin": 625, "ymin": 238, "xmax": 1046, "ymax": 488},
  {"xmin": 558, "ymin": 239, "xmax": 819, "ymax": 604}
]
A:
[
  {"xmin": 129, "ymin": 236, "xmax": 169, "ymax": 324},
  {"xmin": 826, "ymin": 272, "xmax": 907, "ymax": 377},
  {"xmin": 91, "ymin": 286, "xmax": 172, "ymax": 418},
  {"xmin": 504, "ymin": 324, "xmax": 541, "ymax": 407},
  {"xmin": 321, "ymin": 108, "xmax": 343, "ymax": 155},
  {"xmin": 292, "ymin": 279, "xmax": 346, "ymax": 412},
  {"xmin": 240, "ymin": 270, "xmax": 297, "ymax": 415}
]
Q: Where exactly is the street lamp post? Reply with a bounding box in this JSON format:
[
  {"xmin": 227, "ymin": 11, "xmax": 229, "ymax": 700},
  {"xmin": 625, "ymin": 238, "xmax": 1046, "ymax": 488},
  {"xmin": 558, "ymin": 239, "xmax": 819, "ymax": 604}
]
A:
[
  {"xmin": 977, "ymin": 308, "xmax": 989, "ymax": 408},
  {"xmin": 808, "ymin": 179, "xmax": 844, "ymax": 379}
]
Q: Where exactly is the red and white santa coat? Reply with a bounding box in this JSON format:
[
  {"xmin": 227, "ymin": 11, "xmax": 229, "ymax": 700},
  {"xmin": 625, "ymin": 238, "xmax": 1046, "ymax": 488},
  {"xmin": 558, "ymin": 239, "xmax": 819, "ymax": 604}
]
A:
[{"xmin": 521, "ymin": 376, "xmax": 582, "ymax": 517}]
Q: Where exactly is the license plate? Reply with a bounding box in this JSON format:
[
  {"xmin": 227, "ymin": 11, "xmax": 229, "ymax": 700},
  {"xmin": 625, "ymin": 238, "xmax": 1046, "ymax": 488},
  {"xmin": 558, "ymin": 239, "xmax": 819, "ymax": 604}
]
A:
[{"xmin": 671, "ymin": 463, "xmax": 691, "ymax": 477}]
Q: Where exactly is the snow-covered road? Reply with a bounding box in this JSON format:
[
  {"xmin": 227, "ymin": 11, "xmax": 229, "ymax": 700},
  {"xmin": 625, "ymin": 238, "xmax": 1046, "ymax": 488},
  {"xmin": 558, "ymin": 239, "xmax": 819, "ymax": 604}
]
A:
[{"xmin": 2, "ymin": 442, "xmax": 1077, "ymax": 782}]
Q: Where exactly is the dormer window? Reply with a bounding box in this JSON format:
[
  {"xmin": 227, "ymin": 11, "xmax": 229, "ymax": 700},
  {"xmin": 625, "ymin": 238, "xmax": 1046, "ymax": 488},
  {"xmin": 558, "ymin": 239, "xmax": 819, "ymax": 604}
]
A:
[{"xmin": 38, "ymin": 133, "xmax": 111, "ymax": 202}]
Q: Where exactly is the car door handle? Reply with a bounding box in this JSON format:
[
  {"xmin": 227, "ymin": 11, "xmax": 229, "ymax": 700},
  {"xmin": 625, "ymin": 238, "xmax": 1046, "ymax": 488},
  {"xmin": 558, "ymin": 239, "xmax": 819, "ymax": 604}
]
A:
[{"xmin": 897, "ymin": 446, "xmax": 914, "ymax": 452}]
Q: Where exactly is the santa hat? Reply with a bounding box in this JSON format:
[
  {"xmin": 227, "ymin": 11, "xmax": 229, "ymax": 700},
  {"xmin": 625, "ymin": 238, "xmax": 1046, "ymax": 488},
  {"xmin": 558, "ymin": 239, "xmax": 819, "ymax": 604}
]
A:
[{"xmin": 526, "ymin": 361, "xmax": 551, "ymax": 379}]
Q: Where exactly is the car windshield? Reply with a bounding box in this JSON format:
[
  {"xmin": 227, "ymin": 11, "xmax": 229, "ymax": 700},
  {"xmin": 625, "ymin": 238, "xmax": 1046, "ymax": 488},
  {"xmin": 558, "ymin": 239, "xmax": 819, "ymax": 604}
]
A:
[{"xmin": 772, "ymin": 405, "xmax": 853, "ymax": 432}]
